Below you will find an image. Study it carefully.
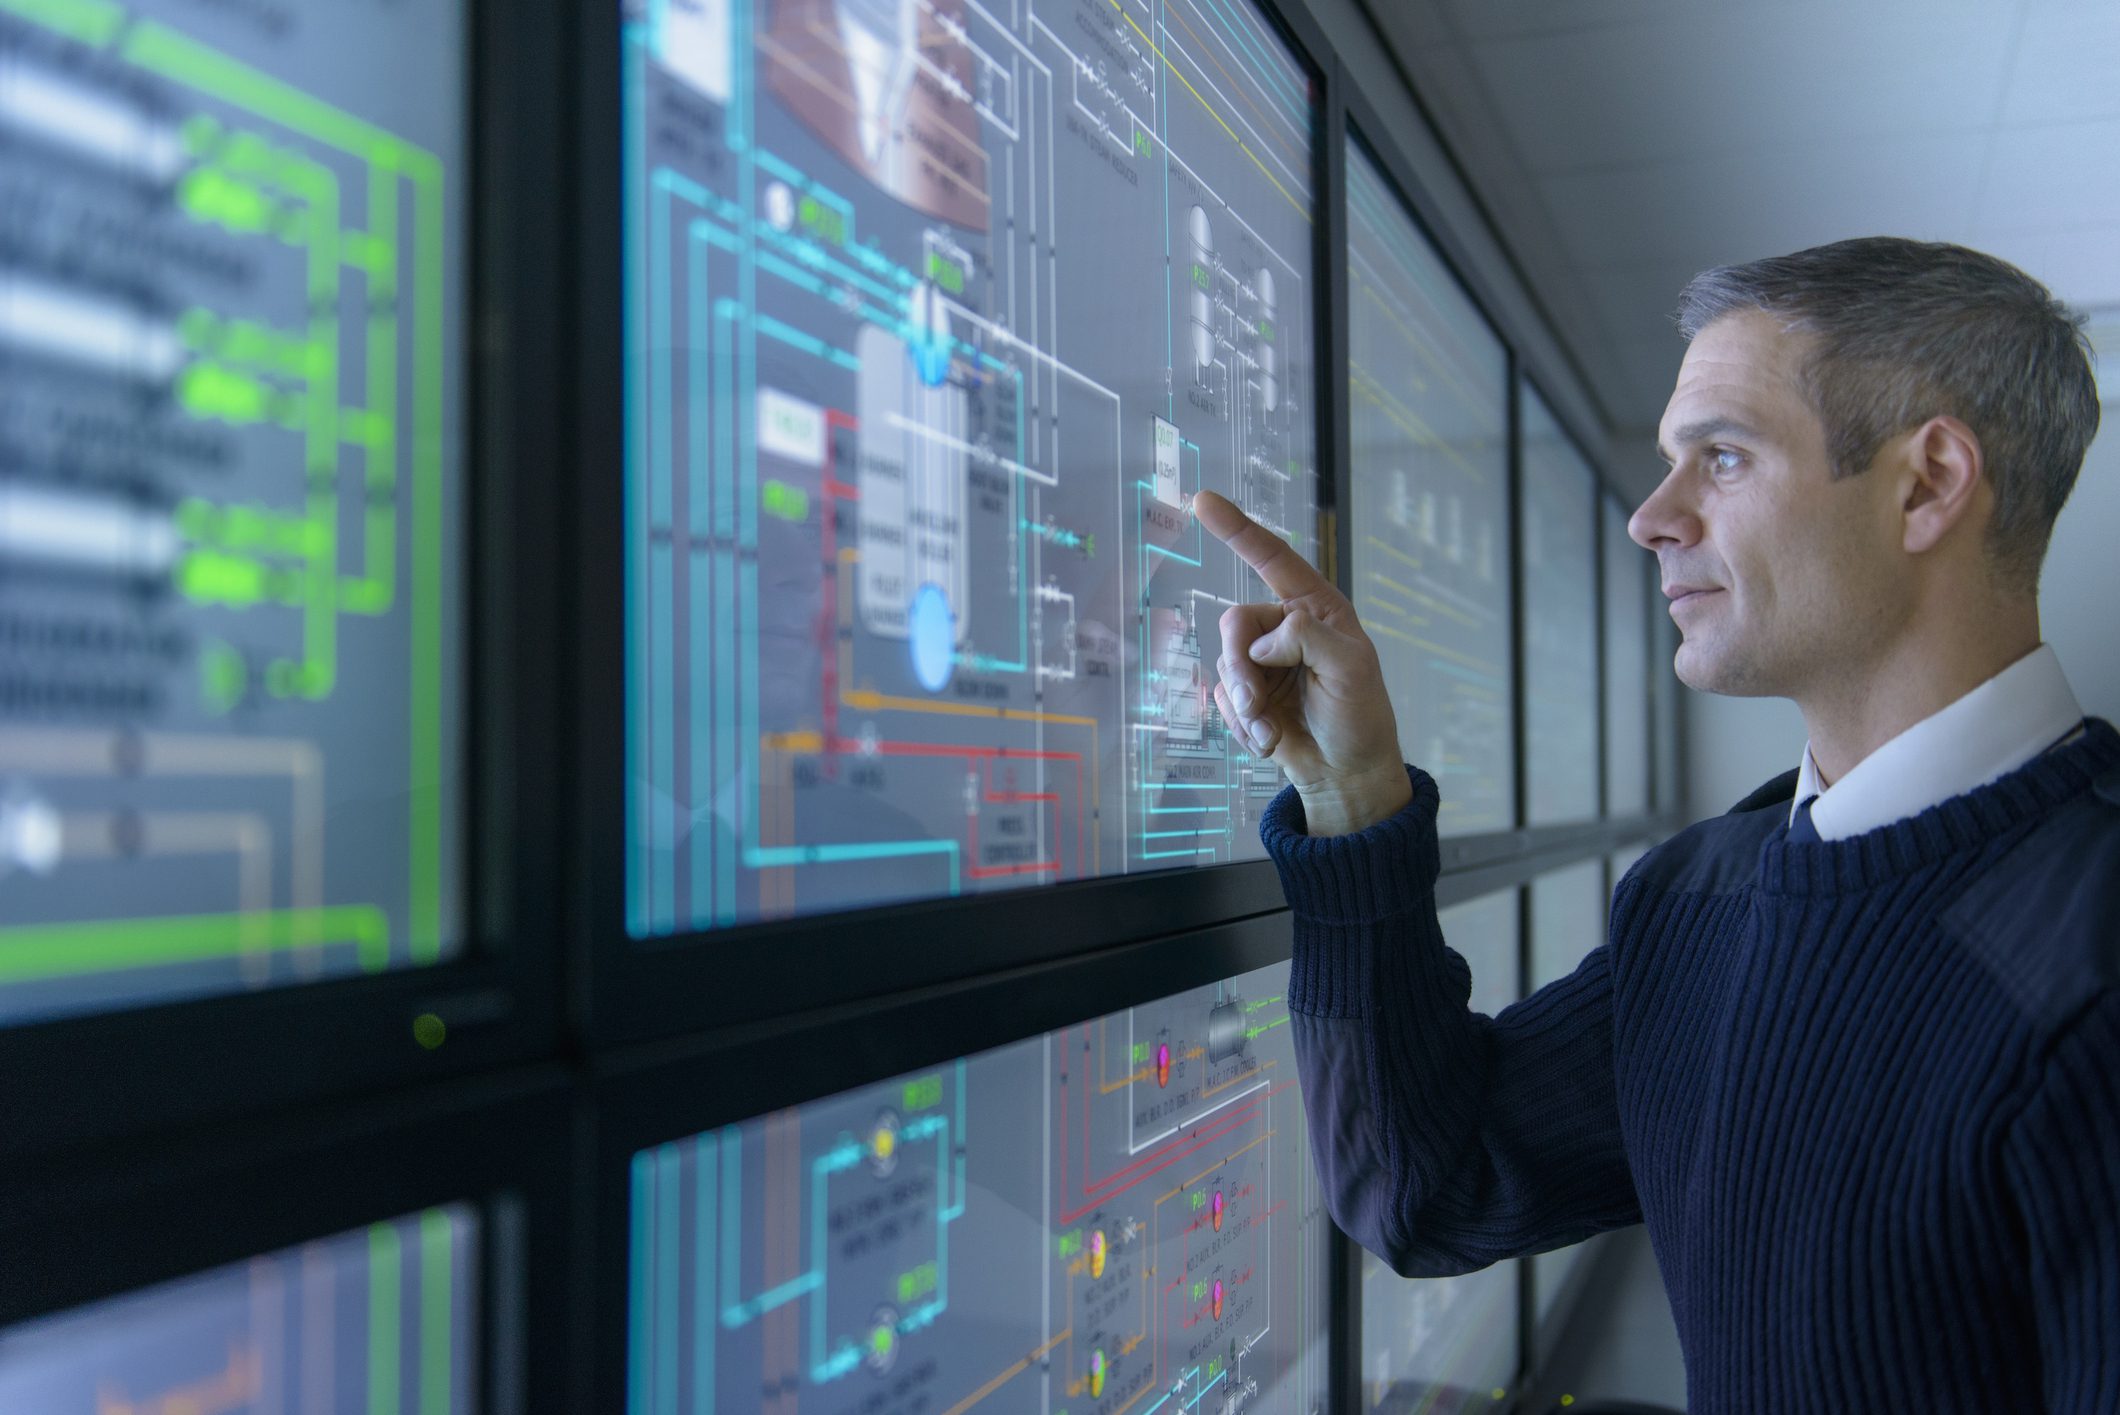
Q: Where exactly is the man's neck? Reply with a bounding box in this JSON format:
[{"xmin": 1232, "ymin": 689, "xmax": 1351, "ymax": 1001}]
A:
[{"xmin": 1798, "ymin": 610, "xmax": 2042, "ymax": 788}]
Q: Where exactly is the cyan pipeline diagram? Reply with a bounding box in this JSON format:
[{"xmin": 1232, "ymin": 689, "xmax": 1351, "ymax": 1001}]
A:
[
  {"xmin": 0, "ymin": 0, "xmax": 463, "ymax": 1022},
  {"xmin": 624, "ymin": 0, "xmax": 1321, "ymax": 935},
  {"xmin": 630, "ymin": 963, "xmax": 1331, "ymax": 1415},
  {"xmin": 0, "ymin": 1205, "xmax": 478, "ymax": 1415}
]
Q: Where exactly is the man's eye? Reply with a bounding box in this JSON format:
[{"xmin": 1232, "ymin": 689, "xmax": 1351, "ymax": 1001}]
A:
[{"xmin": 1711, "ymin": 448, "xmax": 1744, "ymax": 473}]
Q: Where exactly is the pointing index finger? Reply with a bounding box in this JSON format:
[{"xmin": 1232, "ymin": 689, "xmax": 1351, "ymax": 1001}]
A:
[{"xmin": 1192, "ymin": 490, "xmax": 1330, "ymax": 602}]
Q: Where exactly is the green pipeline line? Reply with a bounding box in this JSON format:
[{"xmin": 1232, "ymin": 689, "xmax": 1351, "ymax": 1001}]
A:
[
  {"xmin": 410, "ymin": 160, "xmax": 444, "ymax": 962},
  {"xmin": 370, "ymin": 1221, "xmax": 403, "ymax": 1415},
  {"xmin": 419, "ymin": 1209, "xmax": 453, "ymax": 1415},
  {"xmin": 0, "ymin": 907, "xmax": 389, "ymax": 982},
  {"xmin": 343, "ymin": 153, "xmax": 400, "ymax": 615}
]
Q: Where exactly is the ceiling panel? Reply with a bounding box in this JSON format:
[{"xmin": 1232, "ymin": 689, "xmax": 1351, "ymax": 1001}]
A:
[
  {"xmin": 1977, "ymin": 118, "xmax": 2120, "ymax": 232},
  {"xmin": 1538, "ymin": 133, "xmax": 1981, "ymax": 268},
  {"xmin": 1999, "ymin": 5, "xmax": 2120, "ymax": 125},
  {"xmin": 1463, "ymin": 5, "xmax": 2016, "ymax": 175}
]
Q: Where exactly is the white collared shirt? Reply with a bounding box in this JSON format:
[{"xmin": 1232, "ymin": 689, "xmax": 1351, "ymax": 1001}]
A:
[{"xmin": 1791, "ymin": 644, "xmax": 2086, "ymax": 841}]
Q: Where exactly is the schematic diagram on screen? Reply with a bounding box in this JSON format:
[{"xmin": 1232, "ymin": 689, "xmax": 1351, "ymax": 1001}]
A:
[{"xmin": 625, "ymin": 0, "xmax": 1320, "ymax": 935}]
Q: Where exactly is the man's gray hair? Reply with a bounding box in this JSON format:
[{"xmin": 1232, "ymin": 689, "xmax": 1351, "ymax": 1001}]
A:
[{"xmin": 1675, "ymin": 237, "xmax": 2101, "ymax": 590}]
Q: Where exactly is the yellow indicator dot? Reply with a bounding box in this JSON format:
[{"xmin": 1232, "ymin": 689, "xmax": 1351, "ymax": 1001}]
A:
[
  {"xmin": 1560, "ymin": 1397, "xmax": 1575, "ymax": 1408},
  {"xmin": 872, "ymin": 1127, "xmax": 896, "ymax": 1162},
  {"xmin": 413, "ymin": 1013, "xmax": 446, "ymax": 1050},
  {"xmin": 1491, "ymin": 1390, "xmax": 1507, "ymax": 1401}
]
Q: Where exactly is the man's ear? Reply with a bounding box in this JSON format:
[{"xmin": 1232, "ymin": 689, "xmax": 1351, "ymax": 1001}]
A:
[{"xmin": 1900, "ymin": 414, "xmax": 1984, "ymax": 556}]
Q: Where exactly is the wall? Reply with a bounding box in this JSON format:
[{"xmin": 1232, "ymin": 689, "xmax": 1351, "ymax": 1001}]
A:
[{"xmin": 2040, "ymin": 324, "xmax": 2120, "ymax": 724}]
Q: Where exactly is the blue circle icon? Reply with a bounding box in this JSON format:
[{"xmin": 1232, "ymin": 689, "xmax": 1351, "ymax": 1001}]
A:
[{"xmin": 909, "ymin": 584, "xmax": 955, "ymax": 693}]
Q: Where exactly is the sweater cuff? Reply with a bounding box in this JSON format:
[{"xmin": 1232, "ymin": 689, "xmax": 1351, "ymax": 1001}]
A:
[{"xmin": 1259, "ymin": 766, "xmax": 1442, "ymax": 924}]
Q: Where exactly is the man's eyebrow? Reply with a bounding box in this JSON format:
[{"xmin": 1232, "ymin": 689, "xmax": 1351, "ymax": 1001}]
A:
[{"xmin": 1655, "ymin": 416, "xmax": 1761, "ymax": 463}]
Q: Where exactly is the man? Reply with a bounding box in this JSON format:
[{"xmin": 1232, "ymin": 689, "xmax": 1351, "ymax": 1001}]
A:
[{"xmin": 1194, "ymin": 238, "xmax": 2117, "ymax": 1412}]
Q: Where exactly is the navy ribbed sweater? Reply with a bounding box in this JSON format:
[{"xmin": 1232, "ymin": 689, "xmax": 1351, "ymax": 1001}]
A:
[{"xmin": 1264, "ymin": 719, "xmax": 2120, "ymax": 1412}]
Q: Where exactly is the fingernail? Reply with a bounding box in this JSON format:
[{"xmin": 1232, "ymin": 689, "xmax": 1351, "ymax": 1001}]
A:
[
  {"xmin": 1230, "ymin": 681, "xmax": 1255, "ymax": 716},
  {"xmin": 1244, "ymin": 717, "xmax": 1273, "ymax": 753}
]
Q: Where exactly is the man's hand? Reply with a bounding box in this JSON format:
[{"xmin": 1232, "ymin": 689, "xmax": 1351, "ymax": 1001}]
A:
[{"xmin": 1192, "ymin": 491, "xmax": 1412, "ymax": 837}]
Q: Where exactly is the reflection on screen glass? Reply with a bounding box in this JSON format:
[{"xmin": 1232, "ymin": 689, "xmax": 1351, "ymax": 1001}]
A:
[
  {"xmin": 0, "ymin": 1205, "xmax": 479, "ymax": 1412},
  {"xmin": 630, "ymin": 963, "xmax": 1329, "ymax": 1413},
  {"xmin": 1344, "ymin": 141, "xmax": 1513, "ymax": 838},
  {"xmin": 1361, "ymin": 891, "xmax": 1520, "ymax": 1407},
  {"xmin": 1527, "ymin": 859, "xmax": 1606, "ymax": 1330},
  {"xmin": 621, "ymin": 0, "xmax": 1321, "ymax": 936},
  {"xmin": 0, "ymin": 0, "xmax": 466, "ymax": 1025},
  {"xmin": 1603, "ymin": 502, "xmax": 1650, "ymax": 816},
  {"xmin": 1520, "ymin": 385, "xmax": 1598, "ymax": 826}
]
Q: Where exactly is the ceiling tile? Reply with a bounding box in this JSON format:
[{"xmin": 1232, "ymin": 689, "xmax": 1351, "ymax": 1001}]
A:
[
  {"xmin": 1538, "ymin": 133, "xmax": 1983, "ymax": 267},
  {"xmin": 1464, "ymin": 3, "xmax": 2015, "ymax": 174},
  {"xmin": 1976, "ymin": 118, "xmax": 2120, "ymax": 233},
  {"xmin": 1999, "ymin": 6, "xmax": 2120, "ymax": 125},
  {"xmin": 1964, "ymin": 221, "xmax": 2120, "ymax": 313}
]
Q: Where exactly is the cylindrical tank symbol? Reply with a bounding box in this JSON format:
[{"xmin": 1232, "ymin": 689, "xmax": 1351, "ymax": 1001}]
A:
[
  {"xmin": 1211, "ymin": 1187, "xmax": 1224, "ymax": 1232},
  {"xmin": 1206, "ymin": 1001, "xmax": 1249, "ymax": 1063},
  {"xmin": 1090, "ymin": 1228, "xmax": 1108, "ymax": 1279},
  {"xmin": 1156, "ymin": 1040, "xmax": 1173, "ymax": 1087},
  {"xmin": 1188, "ymin": 205, "xmax": 1215, "ymax": 375},
  {"xmin": 1090, "ymin": 1348, "xmax": 1108, "ymax": 1398},
  {"xmin": 1212, "ymin": 1277, "xmax": 1224, "ymax": 1321},
  {"xmin": 1255, "ymin": 266, "xmax": 1277, "ymax": 413}
]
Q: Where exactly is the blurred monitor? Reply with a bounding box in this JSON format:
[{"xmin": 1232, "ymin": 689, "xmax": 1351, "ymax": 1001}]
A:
[
  {"xmin": 0, "ymin": 1205, "xmax": 480, "ymax": 1411},
  {"xmin": 619, "ymin": 0, "xmax": 1322, "ymax": 936},
  {"xmin": 1360, "ymin": 890, "xmax": 1521, "ymax": 1409},
  {"xmin": 628, "ymin": 963, "xmax": 1330, "ymax": 1413},
  {"xmin": 1526, "ymin": 859, "xmax": 1608, "ymax": 1342},
  {"xmin": 1602, "ymin": 501, "xmax": 1650, "ymax": 816},
  {"xmin": 1344, "ymin": 138, "xmax": 1514, "ymax": 837},
  {"xmin": 1519, "ymin": 385, "xmax": 1599, "ymax": 827},
  {"xmin": 0, "ymin": 0, "xmax": 467, "ymax": 1024}
]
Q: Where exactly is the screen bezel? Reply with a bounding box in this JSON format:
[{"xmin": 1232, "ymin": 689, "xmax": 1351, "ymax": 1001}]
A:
[
  {"xmin": 0, "ymin": 1071, "xmax": 579, "ymax": 1414},
  {"xmin": 577, "ymin": 0, "xmax": 1345, "ymax": 1043},
  {"xmin": 0, "ymin": 0, "xmax": 573, "ymax": 1157}
]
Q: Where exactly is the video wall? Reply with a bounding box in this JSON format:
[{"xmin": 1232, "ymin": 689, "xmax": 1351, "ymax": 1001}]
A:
[{"xmin": 0, "ymin": 0, "xmax": 1679, "ymax": 1408}]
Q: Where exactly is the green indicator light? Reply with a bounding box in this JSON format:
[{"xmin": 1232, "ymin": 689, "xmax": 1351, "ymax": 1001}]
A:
[
  {"xmin": 761, "ymin": 479, "xmax": 810, "ymax": 523},
  {"xmin": 1190, "ymin": 262, "xmax": 1210, "ymax": 291},
  {"xmin": 902, "ymin": 1074, "xmax": 943, "ymax": 1111},
  {"xmin": 869, "ymin": 1325, "xmax": 894, "ymax": 1361},
  {"xmin": 413, "ymin": 1013, "xmax": 446, "ymax": 1050}
]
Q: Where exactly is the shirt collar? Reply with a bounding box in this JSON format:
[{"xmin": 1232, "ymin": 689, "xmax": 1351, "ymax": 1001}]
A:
[{"xmin": 1790, "ymin": 644, "xmax": 2085, "ymax": 842}]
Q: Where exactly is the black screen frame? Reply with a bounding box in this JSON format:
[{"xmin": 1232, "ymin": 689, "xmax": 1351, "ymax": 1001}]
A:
[
  {"xmin": 0, "ymin": 0, "xmax": 572, "ymax": 1158},
  {"xmin": 0, "ymin": 1069, "xmax": 582, "ymax": 1415},
  {"xmin": 576, "ymin": 0, "xmax": 1346, "ymax": 1045}
]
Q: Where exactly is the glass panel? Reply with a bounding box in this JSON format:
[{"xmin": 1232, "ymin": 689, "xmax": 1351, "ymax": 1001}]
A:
[
  {"xmin": 1361, "ymin": 890, "xmax": 1521, "ymax": 1408},
  {"xmin": 0, "ymin": 1206, "xmax": 480, "ymax": 1411},
  {"xmin": 0, "ymin": 0, "xmax": 467, "ymax": 1023},
  {"xmin": 1653, "ymin": 610, "xmax": 1682, "ymax": 813},
  {"xmin": 1526, "ymin": 860, "xmax": 1607, "ymax": 1332},
  {"xmin": 1346, "ymin": 140, "xmax": 1514, "ymax": 837},
  {"xmin": 1602, "ymin": 501, "xmax": 1650, "ymax": 816},
  {"xmin": 629, "ymin": 964, "xmax": 1331, "ymax": 1412},
  {"xmin": 1519, "ymin": 385, "xmax": 1598, "ymax": 827},
  {"xmin": 620, "ymin": 0, "xmax": 1321, "ymax": 935}
]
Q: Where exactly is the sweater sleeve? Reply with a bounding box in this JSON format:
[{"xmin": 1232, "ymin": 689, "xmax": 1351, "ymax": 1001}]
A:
[
  {"xmin": 2003, "ymin": 992, "xmax": 2120, "ymax": 1414},
  {"xmin": 1266, "ymin": 768, "xmax": 1641, "ymax": 1278}
]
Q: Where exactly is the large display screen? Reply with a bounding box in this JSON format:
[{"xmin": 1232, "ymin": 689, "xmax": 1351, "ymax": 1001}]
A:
[
  {"xmin": 1602, "ymin": 501, "xmax": 1648, "ymax": 816},
  {"xmin": 0, "ymin": 1204, "xmax": 479, "ymax": 1411},
  {"xmin": 1343, "ymin": 139, "xmax": 1511, "ymax": 838},
  {"xmin": 1359, "ymin": 890, "xmax": 1521, "ymax": 1409},
  {"xmin": 0, "ymin": 0, "xmax": 465, "ymax": 1024},
  {"xmin": 1519, "ymin": 385, "xmax": 1597, "ymax": 827},
  {"xmin": 1527, "ymin": 860, "xmax": 1605, "ymax": 1330},
  {"xmin": 628, "ymin": 963, "xmax": 1330, "ymax": 1413},
  {"xmin": 621, "ymin": 0, "xmax": 1321, "ymax": 936}
]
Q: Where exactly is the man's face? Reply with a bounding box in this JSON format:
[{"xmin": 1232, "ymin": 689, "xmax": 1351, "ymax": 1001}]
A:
[{"xmin": 1633, "ymin": 310, "xmax": 1910, "ymax": 698}]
